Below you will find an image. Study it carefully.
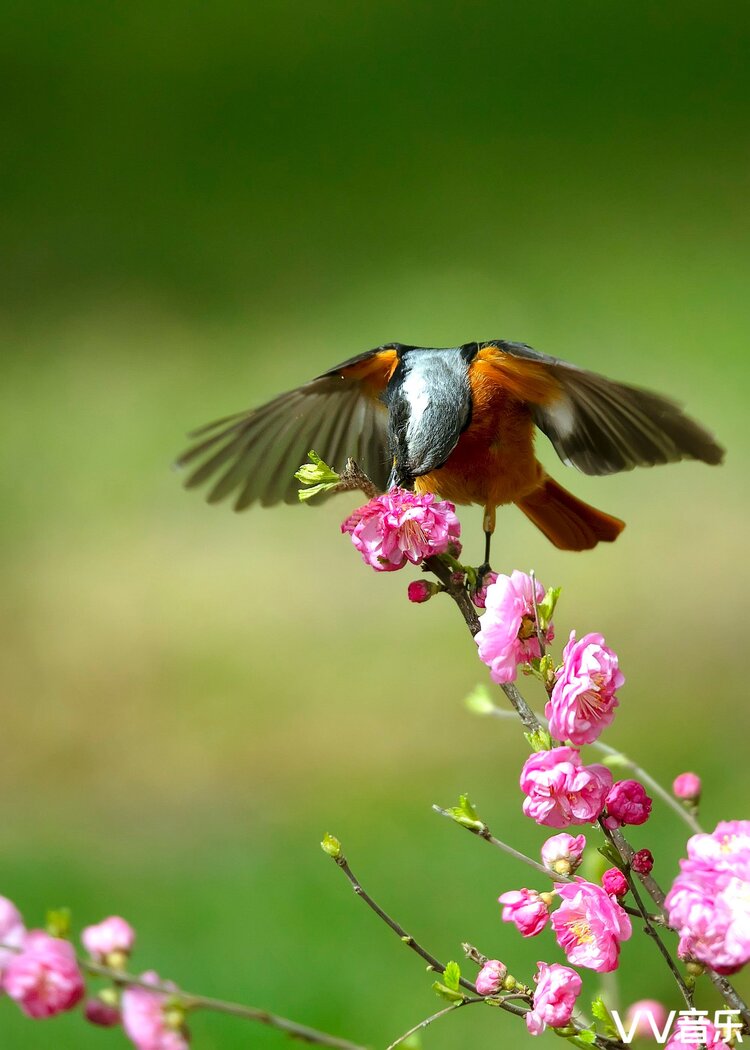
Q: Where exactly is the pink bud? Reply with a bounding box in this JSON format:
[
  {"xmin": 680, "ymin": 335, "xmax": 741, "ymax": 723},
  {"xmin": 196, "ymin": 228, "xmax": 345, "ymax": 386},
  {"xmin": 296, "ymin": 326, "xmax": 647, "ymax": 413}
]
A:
[
  {"xmin": 498, "ymin": 888, "xmax": 551, "ymax": 937},
  {"xmin": 475, "ymin": 958, "xmax": 507, "ymax": 995},
  {"xmin": 604, "ymin": 780, "xmax": 652, "ymax": 828},
  {"xmin": 631, "ymin": 849, "xmax": 654, "ymax": 875},
  {"xmin": 602, "ymin": 868, "xmax": 629, "ymax": 897},
  {"xmin": 625, "ymin": 999, "xmax": 669, "ymax": 1038},
  {"xmin": 472, "ymin": 572, "xmax": 498, "ymax": 609},
  {"xmin": 672, "ymin": 772, "xmax": 701, "ymax": 802},
  {"xmin": 85, "ymin": 997, "xmax": 121, "ymax": 1027},
  {"xmin": 82, "ymin": 916, "xmax": 135, "ymax": 961},
  {"xmin": 541, "ymin": 833, "xmax": 586, "ymax": 875},
  {"xmin": 407, "ymin": 580, "xmax": 434, "ymax": 604}
]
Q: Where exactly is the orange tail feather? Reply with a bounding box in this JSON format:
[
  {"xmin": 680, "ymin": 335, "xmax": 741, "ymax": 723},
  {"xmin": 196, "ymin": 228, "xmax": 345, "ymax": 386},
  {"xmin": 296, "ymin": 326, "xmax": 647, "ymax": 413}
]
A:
[{"xmin": 516, "ymin": 477, "xmax": 625, "ymax": 551}]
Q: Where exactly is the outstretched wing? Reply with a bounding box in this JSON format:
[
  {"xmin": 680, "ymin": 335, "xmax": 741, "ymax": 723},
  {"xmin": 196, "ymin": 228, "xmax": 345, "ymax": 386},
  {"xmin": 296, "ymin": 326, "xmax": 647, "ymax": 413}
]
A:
[
  {"xmin": 176, "ymin": 346, "xmax": 399, "ymax": 509},
  {"xmin": 476, "ymin": 340, "xmax": 725, "ymax": 475}
]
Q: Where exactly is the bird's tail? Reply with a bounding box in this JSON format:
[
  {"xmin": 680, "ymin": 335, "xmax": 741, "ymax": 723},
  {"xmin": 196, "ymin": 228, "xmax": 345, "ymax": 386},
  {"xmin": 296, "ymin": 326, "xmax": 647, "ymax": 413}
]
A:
[{"xmin": 516, "ymin": 476, "xmax": 625, "ymax": 551}]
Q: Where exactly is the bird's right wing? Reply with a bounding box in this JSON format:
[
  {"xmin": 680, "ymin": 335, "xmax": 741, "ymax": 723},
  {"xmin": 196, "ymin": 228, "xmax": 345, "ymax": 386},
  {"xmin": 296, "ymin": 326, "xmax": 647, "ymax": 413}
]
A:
[
  {"xmin": 477, "ymin": 340, "xmax": 725, "ymax": 476},
  {"xmin": 176, "ymin": 346, "xmax": 399, "ymax": 509}
]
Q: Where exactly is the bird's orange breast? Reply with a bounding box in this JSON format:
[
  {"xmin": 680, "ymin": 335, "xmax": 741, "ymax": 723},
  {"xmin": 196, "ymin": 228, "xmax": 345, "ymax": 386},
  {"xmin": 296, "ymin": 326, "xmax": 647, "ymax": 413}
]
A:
[{"xmin": 415, "ymin": 358, "xmax": 552, "ymax": 508}]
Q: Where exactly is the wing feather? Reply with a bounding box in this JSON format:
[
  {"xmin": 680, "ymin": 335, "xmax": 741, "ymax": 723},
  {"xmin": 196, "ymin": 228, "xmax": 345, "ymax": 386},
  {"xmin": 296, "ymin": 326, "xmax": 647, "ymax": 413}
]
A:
[
  {"xmin": 177, "ymin": 351, "xmax": 395, "ymax": 509},
  {"xmin": 480, "ymin": 340, "xmax": 724, "ymax": 476}
]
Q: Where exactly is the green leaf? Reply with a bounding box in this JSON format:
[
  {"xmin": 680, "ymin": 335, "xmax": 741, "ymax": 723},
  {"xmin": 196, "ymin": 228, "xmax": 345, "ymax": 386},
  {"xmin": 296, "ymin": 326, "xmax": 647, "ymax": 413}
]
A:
[
  {"xmin": 600, "ymin": 751, "xmax": 631, "ymax": 771},
  {"xmin": 563, "ymin": 1030, "xmax": 597, "ymax": 1047},
  {"xmin": 443, "ymin": 794, "xmax": 486, "ymax": 832},
  {"xmin": 431, "ymin": 981, "xmax": 465, "ymax": 1003},
  {"xmin": 401, "ymin": 1036, "xmax": 422, "ymax": 1050},
  {"xmin": 320, "ymin": 833, "xmax": 342, "ymax": 859},
  {"xmin": 597, "ymin": 843, "xmax": 624, "ymax": 869},
  {"xmin": 591, "ymin": 996, "xmax": 618, "ymax": 1039},
  {"xmin": 464, "ymin": 683, "xmax": 495, "ymax": 716},
  {"xmin": 295, "ymin": 450, "xmax": 341, "ymax": 501},
  {"xmin": 442, "ymin": 961, "xmax": 461, "ymax": 992},
  {"xmin": 536, "ymin": 585, "xmax": 561, "ymax": 630},
  {"xmin": 524, "ymin": 727, "xmax": 552, "ymax": 753},
  {"xmin": 45, "ymin": 907, "xmax": 72, "ymax": 939}
]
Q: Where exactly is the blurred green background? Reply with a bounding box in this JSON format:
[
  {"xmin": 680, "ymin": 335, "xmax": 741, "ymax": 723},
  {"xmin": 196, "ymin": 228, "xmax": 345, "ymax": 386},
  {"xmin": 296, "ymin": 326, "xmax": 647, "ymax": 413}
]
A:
[{"xmin": 1, "ymin": 1, "xmax": 749, "ymax": 1046}]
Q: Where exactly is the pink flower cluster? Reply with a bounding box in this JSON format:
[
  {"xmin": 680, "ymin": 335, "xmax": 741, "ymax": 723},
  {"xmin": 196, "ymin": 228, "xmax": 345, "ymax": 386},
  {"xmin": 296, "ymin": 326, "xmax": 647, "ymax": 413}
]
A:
[
  {"xmin": 341, "ymin": 489, "xmax": 460, "ymax": 571},
  {"xmin": 551, "ymin": 879, "xmax": 632, "ymax": 973},
  {"xmin": 525, "ymin": 961, "xmax": 581, "ymax": 1035},
  {"xmin": 546, "ymin": 631, "xmax": 623, "ymax": 745},
  {"xmin": 520, "ymin": 747, "xmax": 612, "ymax": 828},
  {"xmin": 0, "ymin": 898, "xmax": 190, "ymax": 1049},
  {"xmin": 665, "ymin": 820, "xmax": 750, "ymax": 975},
  {"xmin": 475, "ymin": 571, "xmax": 554, "ymax": 684}
]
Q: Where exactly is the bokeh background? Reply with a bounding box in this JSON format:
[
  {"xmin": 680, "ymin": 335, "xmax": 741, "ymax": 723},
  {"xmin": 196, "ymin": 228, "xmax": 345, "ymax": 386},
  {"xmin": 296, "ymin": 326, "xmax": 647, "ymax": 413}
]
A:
[{"xmin": 2, "ymin": 2, "xmax": 749, "ymax": 1046}]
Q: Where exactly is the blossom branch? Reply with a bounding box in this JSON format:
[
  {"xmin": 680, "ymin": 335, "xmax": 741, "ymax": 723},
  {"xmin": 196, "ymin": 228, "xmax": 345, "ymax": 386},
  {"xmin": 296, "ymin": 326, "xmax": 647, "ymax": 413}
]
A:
[{"xmin": 0, "ymin": 943, "xmax": 366, "ymax": 1050}]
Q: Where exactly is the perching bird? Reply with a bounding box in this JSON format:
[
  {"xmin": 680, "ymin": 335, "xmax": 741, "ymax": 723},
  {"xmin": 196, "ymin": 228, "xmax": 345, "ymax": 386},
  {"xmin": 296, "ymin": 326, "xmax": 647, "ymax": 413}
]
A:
[{"xmin": 177, "ymin": 340, "xmax": 724, "ymax": 564}]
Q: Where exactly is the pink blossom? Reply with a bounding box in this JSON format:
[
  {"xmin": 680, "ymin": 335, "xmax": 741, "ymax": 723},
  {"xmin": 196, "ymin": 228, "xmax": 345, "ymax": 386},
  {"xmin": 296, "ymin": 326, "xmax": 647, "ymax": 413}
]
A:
[
  {"xmin": 673, "ymin": 773, "xmax": 702, "ymax": 802},
  {"xmin": 665, "ymin": 1015, "xmax": 730, "ymax": 1049},
  {"xmin": 122, "ymin": 971, "xmax": 190, "ymax": 1050},
  {"xmin": 4, "ymin": 931, "xmax": 85, "ymax": 1019},
  {"xmin": 632, "ymin": 849, "xmax": 654, "ymax": 875},
  {"xmin": 525, "ymin": 961, "xmax": 582, "ymax": 1035},
  {"xmin": 541, "ymin": 833, "xmax": 586, "ymax": 876},
  {"xmin": 603, "ymin": 780, "xmax": 652, "ymax": 828},
  {"xmin": 666, "ymin": 822, "xmax": 750, "ymax": 974},
  {"xmin": 475, "ymin": 571, "xmax": 554, "ymax": 684},
  {"xmin": 472, "ymin": 572, "xmax": 498, "ymax": 609},
  {"xmin": 546, "ymin": 631, "xmax": 623, "ymax": 745},
  {"xmin": 625, "ymin": 1000, "xmax": 670, "ymax": 1039},
  {"xmin": 82, "ymin": 916, "xmax": 135, "ymax": 961},
  {"xmin": 85, "ymin": 997, "xmax": 121, "ymax": 1027},
  {"xmin": 520, "ymin": 747, "xmax": 612, "ymax": 828},
  {"xmin": 475, "ymin": 958, "xmax": 507, "ymax": 995},
  {"xmin": 602, "ymin": 868, "xmax": 628, "ymax": 897},
  {"xmin": 341, "ymin": 490, "xmax": 460, "ymax": 572},
  {"xmin": 0, "ymin": 896, "xmax": 26, "ymax": 977},
  {"xmin": 551, "ymin": 879, "xmax": 632, "ymax": 972},
  {"xmin": 498, "ymin": 889, "xmax": 551, "ymax": 937}
]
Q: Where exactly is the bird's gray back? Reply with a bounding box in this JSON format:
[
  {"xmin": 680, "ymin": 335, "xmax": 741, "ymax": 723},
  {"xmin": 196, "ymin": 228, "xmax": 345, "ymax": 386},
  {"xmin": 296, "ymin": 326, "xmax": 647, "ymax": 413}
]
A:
[{"xmin": 384, "ymin": 346, "xmax": 473, "ymax": 485}]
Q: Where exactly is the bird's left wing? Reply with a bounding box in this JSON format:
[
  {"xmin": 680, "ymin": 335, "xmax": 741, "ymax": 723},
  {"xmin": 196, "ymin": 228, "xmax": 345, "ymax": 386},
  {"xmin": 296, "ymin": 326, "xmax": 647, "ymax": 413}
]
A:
[
  {"xmin": 476, "ymin": 340, "xmax": 724, "ymax": 476},
  {"xmin": 176, "ymin": 346, "xmax": 399, "ymax": 509}
]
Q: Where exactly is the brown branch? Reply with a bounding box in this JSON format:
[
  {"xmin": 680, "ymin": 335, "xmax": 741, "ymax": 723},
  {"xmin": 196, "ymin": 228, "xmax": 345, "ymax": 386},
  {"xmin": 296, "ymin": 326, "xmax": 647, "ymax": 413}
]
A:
[{"xmin": 385, "ymin": 997, "xmax": 485, "ymax": 1050}]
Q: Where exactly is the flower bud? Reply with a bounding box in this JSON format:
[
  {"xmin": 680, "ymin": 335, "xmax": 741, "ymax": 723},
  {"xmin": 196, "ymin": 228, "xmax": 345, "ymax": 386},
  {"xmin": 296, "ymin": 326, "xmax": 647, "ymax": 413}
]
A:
[
  {"xmin": 631, "ymin": 849, "xmax": 654, "ymax": 875},
  {"xmin": 407, "ymin": 580, "xmax": 438, "ymax": 604},
  {"xmin": 602, "ymin": 868, "xmax": 629, "ymax": 897},
  {"xmin": 603, "ymin": 780, "xmax": 652, "ymax": 828},
  {"xmin": 85, "ymin": 996, "xmax": 121, "ymax": 1028},
  {"xmin": 541, "ymin": 833, "xmax": 586, "ymax": 875},
  {"xmin": 475, "ymin": 959, "xmax": 507, "ymax": 996},
  {"xmin": 672, "ymin": 772, "xmax": 701, "ymax": 802},
  {"xmin": 82, "ymin": 917, "xmax": 135, "ymax": 963}
]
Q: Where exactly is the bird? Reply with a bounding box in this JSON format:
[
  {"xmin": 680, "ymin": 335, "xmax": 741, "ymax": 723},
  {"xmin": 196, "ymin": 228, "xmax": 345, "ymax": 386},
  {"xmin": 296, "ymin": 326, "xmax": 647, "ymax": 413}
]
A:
[{"xmin": 177, "ymin": 340, "xmax": 724, "ymax": 568}]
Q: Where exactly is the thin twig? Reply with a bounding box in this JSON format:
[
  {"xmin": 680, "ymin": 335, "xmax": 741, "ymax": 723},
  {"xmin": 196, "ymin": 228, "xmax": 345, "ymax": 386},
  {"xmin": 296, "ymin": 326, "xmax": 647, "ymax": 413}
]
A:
[
  {"xmin": 0, "ymin": 944, "xmax": 365, "ymax": 1050},
  {"xmin": 385, "ymin": 997, "xmax": 485, "ymax": 1050},
  {"xmin": 323, "ymin": 846, "xmax": 533, "ymax": 1020},
  {"xmin": 528, "ymin": 569, "xmax": 546, "ymax": 658},
  {"xmin": 432, "ymin": 804, "xmax": 662, "ymax": 923}
]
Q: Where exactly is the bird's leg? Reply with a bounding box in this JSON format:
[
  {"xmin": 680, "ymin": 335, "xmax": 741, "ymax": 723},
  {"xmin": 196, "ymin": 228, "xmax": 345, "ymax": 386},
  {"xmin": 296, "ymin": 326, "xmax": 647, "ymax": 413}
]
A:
[{"xmin": 476, "ymin": 504, "xmax": 496, "ymax": 585}]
